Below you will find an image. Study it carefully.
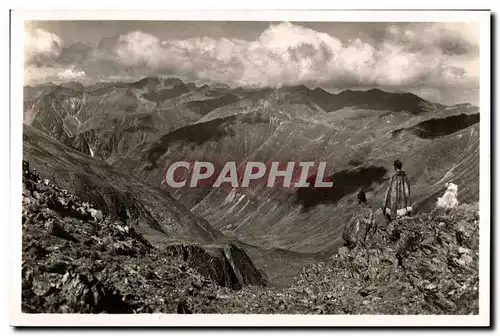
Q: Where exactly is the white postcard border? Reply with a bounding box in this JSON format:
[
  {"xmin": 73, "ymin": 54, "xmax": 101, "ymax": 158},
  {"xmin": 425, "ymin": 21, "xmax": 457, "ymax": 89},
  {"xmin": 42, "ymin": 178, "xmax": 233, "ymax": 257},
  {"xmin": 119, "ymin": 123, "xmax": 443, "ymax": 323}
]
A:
[{"xmin": 9, "ymin": 9, "xmax": 491, "ymax": 327}]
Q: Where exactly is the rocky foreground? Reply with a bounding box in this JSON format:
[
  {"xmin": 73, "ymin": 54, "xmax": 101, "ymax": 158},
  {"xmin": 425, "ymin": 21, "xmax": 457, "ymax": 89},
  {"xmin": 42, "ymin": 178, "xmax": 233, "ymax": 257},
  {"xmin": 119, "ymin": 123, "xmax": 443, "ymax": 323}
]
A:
[
  {"xmin": 22, "ymin": 167, "xmax": 478, "ymax": 314},
  {"xmin": 216, "ymin": 203, "xmax": 479, "ymax": 314}
]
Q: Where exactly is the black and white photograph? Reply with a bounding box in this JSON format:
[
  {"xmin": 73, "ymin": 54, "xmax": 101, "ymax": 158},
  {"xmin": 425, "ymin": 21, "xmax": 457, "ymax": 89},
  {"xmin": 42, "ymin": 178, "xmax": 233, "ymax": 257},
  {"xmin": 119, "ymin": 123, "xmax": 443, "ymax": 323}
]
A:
[{"xmin": 9, "ymin": 9, "xmax": 491, "ymax": 327}]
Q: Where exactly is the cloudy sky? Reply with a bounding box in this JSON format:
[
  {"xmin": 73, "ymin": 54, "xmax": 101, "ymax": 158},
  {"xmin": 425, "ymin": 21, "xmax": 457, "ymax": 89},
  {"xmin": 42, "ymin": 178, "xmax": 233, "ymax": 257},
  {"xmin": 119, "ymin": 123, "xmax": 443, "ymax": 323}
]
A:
[{"xmin": 24, "ymin": 21, "xmax": 479, "ymax": 105}]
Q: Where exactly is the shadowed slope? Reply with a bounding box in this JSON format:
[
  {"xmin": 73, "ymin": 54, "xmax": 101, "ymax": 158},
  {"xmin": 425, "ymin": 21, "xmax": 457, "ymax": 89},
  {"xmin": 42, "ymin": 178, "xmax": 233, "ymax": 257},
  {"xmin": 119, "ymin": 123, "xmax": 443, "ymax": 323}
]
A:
[
  {"xmin": 24, "ymin": 79, "xmax": 479, "ymax": 256},
  {"xmin": 392, "ymin": 113, "xmax": 480, "ymax": 139},
  {"xmin": 23, "ymin": 125, "xmax": 221, "ymax": 245},
  {"xmin": 22, "ymin": 170, "xmax": 268, "ymax": 313}
]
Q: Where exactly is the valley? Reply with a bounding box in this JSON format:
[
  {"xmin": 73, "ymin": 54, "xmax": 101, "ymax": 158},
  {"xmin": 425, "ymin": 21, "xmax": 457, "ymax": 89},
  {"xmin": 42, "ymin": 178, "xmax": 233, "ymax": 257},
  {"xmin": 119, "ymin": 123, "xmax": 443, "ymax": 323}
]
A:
[
  {"xmin": 24, "ymin": 77, "xmax": 478, "ymax": 251},
  {"xmin": 22, "ymin": 77, "xmax": 480, "ymax": 311}
]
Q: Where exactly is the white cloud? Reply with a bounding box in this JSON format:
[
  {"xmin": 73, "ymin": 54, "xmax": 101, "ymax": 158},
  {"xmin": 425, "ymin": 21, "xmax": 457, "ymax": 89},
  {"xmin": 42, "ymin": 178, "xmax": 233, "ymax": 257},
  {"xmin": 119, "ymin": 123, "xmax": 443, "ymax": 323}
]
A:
[
  {"xmin": 57, "ymin": 67, "xmax": 86, "ymax": 81},
  {"xmin": 25, "ymin": 66, "xmax": 86, "ymax": 85},
  {"xmin": 24, "ymin": 28, "xmax": 63, "ymax": 62},
  {"xmin": 115, "ymin": 31, "xmax": 164, "ymax": 67},
  {"xmin": 23, "ymin": 22, "xmax": 479, "ymax": 103},
  {"xmin": 107, "ymin": 22, "xmax": 478, "ymax": 90}
]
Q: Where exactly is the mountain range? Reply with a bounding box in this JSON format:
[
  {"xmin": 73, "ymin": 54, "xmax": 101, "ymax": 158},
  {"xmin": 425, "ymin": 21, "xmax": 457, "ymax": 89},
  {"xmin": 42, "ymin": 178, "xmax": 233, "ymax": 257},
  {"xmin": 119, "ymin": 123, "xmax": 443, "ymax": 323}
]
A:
[{"xmin": 22, "ymin": 76, "xmax": 480, "ymax": 288}]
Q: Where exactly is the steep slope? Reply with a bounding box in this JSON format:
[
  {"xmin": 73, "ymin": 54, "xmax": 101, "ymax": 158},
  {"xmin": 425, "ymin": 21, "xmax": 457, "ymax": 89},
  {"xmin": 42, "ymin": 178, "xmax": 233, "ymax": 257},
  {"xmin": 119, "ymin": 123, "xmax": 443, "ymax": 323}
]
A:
[
  {"xmin": 24, "ymin": 79, "xmax": 480, "ymax": 256},
  {"xmin": 22, "ymin": 169, "xmax": 267, "ymax": 313},
  {"xmin": 22, "ymin": 159, "xmax": 478, "ymax": 314},
  {"xmin": 212, "ymin": 202, "xmax": 479, "ymax": 314},
  {"xmin": 184, "ymin": 94, "xmax": 241, "ymax": 116},
  {"xmin": 392, "ymin": 113, "xmax": 480, "ymax": 139},
  {"xmin": 131, "ymin": 99, "xmax": 479, "ymax": 253},
  {"xmin": 23, "ymin": 125, "xmax": 221, "ymax": 245},
  {"xmin": 233, "ymin": 86, "xmax": 441, "ymax": 114},
  {"xmin": 24, "ymin": 81, "xmax": 445, "ymax": 164},
  {"xmin": 21, "ymin": 75, "xmax": 482, "ymax": 314},
  {"xmin": 314, "ymin": 88, "xmax": 442, "ymax": 114},
  {"xmin": 23, "ymin": 125, "xmax": 311, "ymax": 286},
  {"xmin": 23, "ymin": 78, "xmax": 224, "ymax": 162}
]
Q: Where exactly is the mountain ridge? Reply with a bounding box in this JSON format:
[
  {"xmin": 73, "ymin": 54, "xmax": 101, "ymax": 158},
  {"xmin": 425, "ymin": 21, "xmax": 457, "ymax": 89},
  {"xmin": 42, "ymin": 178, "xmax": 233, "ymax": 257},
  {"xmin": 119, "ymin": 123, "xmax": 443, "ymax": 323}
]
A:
[
  {"xmin": 23, "ymin": 76, "xmax": 480, "ymax": 255},
  {"xmin": 25, "ymin": 76, "xmax": 466, "ymax": 113}
]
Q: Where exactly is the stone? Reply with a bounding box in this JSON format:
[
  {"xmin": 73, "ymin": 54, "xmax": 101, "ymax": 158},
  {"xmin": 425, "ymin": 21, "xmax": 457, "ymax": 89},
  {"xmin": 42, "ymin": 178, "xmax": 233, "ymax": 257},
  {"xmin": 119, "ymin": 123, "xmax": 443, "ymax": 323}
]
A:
[
  {"xmin": 89, "ymin": 208, "xmax": 103, "ymax": 222},
  {"xmin": 458, "ymin": 247, "xmax": 470, "ymax": 255},
  {"xmin": 20, "ymin": 159, "xmax": 479, "ymax": 315},
  {"xmin": 44, "ymin": 219, "xmax": 78, "ymax": 242},
  {"xmin": 359, "ymin": 288, "xmax": 370, "ymax": 297},
  {"xmin": 57, "ymin": 197, "xmax": 68, "ymax": 206},
  {"xmin": 342, "ymin": 205, "xmax": 374, "ymax": 248},
  {"xmin": 192, "ymin": 280, "xmax": 203, "ymax": 289},
  {"xmin": 303, "ymin": 288, "xmax": 313, "ymax": 296},
  {"xmin": 436, "ymin": 183, "xmax": 459, "ymax": 210},
  {"xmin": 456, "ymin": 254, "xmax": 473, "ymax": 267},
  {"xmin": 58, "ymin": 271, "xmax": 130, "ymax": 313},
  {"xmin": 22, "ymin": 185, "xmax": 32, "ymax": 197}
]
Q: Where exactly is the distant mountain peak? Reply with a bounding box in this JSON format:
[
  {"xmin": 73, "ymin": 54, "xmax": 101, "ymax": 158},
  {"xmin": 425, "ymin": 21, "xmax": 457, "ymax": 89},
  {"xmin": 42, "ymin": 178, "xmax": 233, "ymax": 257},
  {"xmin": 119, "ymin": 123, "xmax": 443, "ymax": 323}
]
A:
[
  {"xmin": 365, "ymin": 88, "xmax": 385, "ymax": 94},
  {"xmin": 210, "ymin": 82, "xmax": 231, "ymax": 90},
  {"xmin": 312, "ymin": 87, "xmax": 332, "ymax": 94},
  {"xmin": 162, "ymin": 77, "xmax": 185, "ymax": 85},
  {"xmin": 58, "ymin": 81, "xmax": 84, "ymax": 92},
  {"xmin": 25, "ymin": 77, "xmax": 444, "ymax": 118}
]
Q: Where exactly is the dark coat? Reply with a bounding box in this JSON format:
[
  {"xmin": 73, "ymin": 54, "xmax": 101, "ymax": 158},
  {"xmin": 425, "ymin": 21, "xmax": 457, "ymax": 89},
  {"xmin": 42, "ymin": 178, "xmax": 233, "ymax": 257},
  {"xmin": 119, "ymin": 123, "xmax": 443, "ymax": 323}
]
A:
[{"xmin": 383, "ymin": 170, "xmax": 411, "ymax": 220}]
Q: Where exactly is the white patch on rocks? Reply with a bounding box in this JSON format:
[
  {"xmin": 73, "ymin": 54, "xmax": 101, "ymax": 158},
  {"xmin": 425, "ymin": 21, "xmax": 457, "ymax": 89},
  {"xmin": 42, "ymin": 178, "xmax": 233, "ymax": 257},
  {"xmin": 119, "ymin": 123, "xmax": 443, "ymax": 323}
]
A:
[{"xmin": 436, "ymin": 182, "xmax": 459, "ymax": 209}]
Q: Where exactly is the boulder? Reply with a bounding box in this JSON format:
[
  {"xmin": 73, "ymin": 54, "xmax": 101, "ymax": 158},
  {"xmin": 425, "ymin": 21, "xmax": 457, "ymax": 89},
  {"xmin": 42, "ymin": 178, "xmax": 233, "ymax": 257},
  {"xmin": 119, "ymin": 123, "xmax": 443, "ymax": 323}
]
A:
[
  {"xmin": 44, "ymin": 219, "xmax": 78, "ymax": 242},
  {"xmin": 342, "ymin": 206, "xmax": 375, "ymax": 248},
  {"xmin": 436, "ymin": 182, "xmax": 459, "ymax": 210},
  {"xmin": 165, "ymin": 243, "xmax": 267, "ymax": 290},
  {"xmin": 57, "ymin": 271, "xmax": 131, "ymax": 313},
  {"xmin": 89, "ymin": 208, "xmax": 103, "ymax": 222}
]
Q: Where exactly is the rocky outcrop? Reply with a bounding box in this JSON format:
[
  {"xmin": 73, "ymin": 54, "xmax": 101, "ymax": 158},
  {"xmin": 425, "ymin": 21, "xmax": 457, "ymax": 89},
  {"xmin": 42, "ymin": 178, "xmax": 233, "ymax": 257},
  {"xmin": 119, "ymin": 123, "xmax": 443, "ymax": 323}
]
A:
[
  {"xmin": 21, "ymin": 162, "xmax": 267, "ymax": 314},
  {"xmin": 165, "ymin": 244, "xmax": 267, "ymax": 290},
  {"xmin": 201, "ymin": 203, "xmax": 479, "ymax": 314},
  {"xmin": 342, "ymin": 205, "xmax": 378, "ymax": 248},
  {"xmin": 21, "ymin": 159, "xmax": 479, "ymax": 314},
  {"xmin": 23, "ymin": 125, "xmax": 223, "ymax": 244}
]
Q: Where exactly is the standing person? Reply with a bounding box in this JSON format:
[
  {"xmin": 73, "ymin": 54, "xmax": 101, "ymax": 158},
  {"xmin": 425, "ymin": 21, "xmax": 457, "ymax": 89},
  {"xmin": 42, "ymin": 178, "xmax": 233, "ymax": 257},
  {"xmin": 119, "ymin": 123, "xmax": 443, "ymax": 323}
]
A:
[
  {"xmin": 22, "ymin": 160, "xmax": 30, "ymax": 178},
  {"xmin": 383, "ymin": 159, "xmax": 412, "ymax": 221},
  {"xmin": 342, "ymin": 191, "xmax": 375, "ymax": 248}
]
